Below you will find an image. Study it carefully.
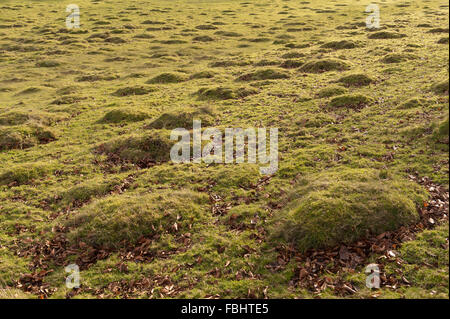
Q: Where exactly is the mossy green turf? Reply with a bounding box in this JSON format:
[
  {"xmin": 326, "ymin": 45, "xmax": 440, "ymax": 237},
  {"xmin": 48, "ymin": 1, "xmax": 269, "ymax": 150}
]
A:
[{"xmin": 0, "ymin": 0, "xmax": 448, "ymax": 299}]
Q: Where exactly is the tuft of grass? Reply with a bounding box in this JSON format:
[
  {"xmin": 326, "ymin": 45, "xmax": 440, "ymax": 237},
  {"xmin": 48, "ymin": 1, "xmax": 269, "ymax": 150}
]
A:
[{"xmin": 269, "ymin": 168, "xmax": 428, "ymax": 252}]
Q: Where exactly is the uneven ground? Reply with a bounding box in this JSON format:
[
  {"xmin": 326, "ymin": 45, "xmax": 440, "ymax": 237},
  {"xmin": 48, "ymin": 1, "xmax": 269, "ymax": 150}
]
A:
[{"xmin": 0, "ymin": 0, "xmax": 448, "ymax": 299}]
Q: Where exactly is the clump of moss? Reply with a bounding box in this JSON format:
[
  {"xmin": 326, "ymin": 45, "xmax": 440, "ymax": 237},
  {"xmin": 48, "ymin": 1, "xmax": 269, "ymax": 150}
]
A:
[
  {"xmin": 146, "ymin": 109, "xmax": 214, "ymax": 129},
  {"xmin": 433, "ymin": 117, "xmax": 449, "ymax": 144},
  {"xmin": 281, "ymin": 52, "xmax": 305, "ymax": 59},
  {"xmin": 269, "ymin": 168, "xmax": 428, "ymax": 251},
  {"xmin": 0, "ymin": 125, "xmax": 57, "ymax": 151},
  {"xmin": 190, "ymin": 70, "xmax": 215, "ymax": 79},
  {"xmin": 112, "ymin": 86, "xmax": 155, "ymax": 97},
  {"xmin": 193, "ymin": 35, "xmax": 214, "ymax": 42},
  {"xmin": 299, "ymin": 59, "xmax": 350, "ymax": 73},
  {"xmin": 381, "ymin": 53, "xmax": 417, "ymax": 64},
  {"xmin": 437, "ymin": 37, "xmax": 449, "ymax": 44},
  {"xmin": 35, "ymin": 60, "xmax": 60, "ymax": 67},
  {"xmin": 214, "ymin": 31, "xmax": 242, "ymax": 37},
  {"xmin": 58, "ymin": 177, "xmax": 123, "ymax": 207},
  {"xmin": 65, "ymin": 190, "xmax": 208, "ymax": 248},
  {"xmin": 329, "ymin": 94, "xmax": 373, "ymax": 109},
  {"xmin": 0, "ymin": 112, "xmax": 31, "ymax": 126},
  {"xmin": 236, "ymin": 69, "xmax": 290, "ymax": 81},
  {"xmin": 0, "ymin": 162, "xmax": 52, "ymax": 186},
  {"xmin": 146, "ymin": 72, "xmax": 187, "ymax": 84},
  {"xmin": 280, "ymin": 59, "xmax": 304, "ymax": 69},
  {"xmin": 321, "ymin": 40, "xmax": 358, "ymax": 50},
  {"xmin": 398, "ymin": 98, "xmax": 428, "ymax": 109},
  {"xmin": 317, "ymin": 86, "xmax": 348, "ymax": 98},
  {"xmin": 367, "ymin": 31, "xmax": 407, "ymax": 39},
  {"xmin": 337, "ymin": 74, "xmax": 373, "ymax": 87},
  {"xmin": 94, "ymin": 131, "xmax": 175, "ymax": 166},
  {"xmin": 195, "ymin": 86, "xmax": 258, "ymax": 100},
  {"xmin": 99, "ymin": 109, "xmax": 150, "ymax": 123},
  {"xmin": 431, "ymin": 80, "xmax": 449, "ymax": 95}
]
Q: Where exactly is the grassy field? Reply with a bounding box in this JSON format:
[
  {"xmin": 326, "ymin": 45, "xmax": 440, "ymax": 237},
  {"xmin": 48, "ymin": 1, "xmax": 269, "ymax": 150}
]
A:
[{"xmin": 0, "ymin": 0, "xmax": 448, "ymax": 299}]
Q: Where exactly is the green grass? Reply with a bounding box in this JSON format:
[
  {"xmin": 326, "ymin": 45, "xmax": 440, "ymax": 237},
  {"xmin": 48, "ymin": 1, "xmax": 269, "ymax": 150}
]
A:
[{"xmin": 0, "ymin": 0, "xmax": 448, "ymax": 299}]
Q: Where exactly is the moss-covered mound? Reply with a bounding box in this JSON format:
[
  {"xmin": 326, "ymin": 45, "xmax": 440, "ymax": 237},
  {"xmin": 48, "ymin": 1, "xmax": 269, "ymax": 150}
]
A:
[
  {"xmin": 433, "ymin": 117, "xmax": 449, "ymax": 144},
  {"xmin": 190, "ymin": 70, "xmax": 215, "ymax": 79},
  {"xmin": 146, "ymin": 72, "xmax": 187, "ymax": 84},
  {"xmin": 329, "ymin": 94, "xmax": 373, "ymax": 109},
  {"xmin": 65, "ymin": 190, "xmax": 208, "ymax": 248},
  {"xmin": 381, "ymin": 53, "xmax": 417, "ymax": 64},
  {"xmin": 398, "ymin": 98, "xmax": 429, "ymax": 109},
  {"xmin": 299, "ymin": 59, "xmax": 350, "ymax": 73},
  {"xmin": 337, "ymin": 74, "xmax": 373, "ymax": 87},
  {"xmin": 195, "ymin": 86, "xmax": 258, "ymax": 100},
  {"xmin": 317, "ymin": 86, "xmax": 348, "ymax": 98},
  {"xmin": 0, "ymin": 162, "xmax": 52, "ymax": 186},
  {"xmin": 0, "ymin": 125, "xmax": 57, "ymax": 151},
  {"xmin": 431, "ymin": 80, "xmax": 449, "ymax": 95},
  {"xmin": 321, "ymin": 40, "xmax": 358, "ymax": 50},
  {"xmin": 99, "ymin": 109, "xmax": 150, "ymax": 123},
  {"xmin": 94, "ymin": 131, "xmax": 175, "ymax": 166},
  {"xmin": 112, "ymin": 86, "xmax": 155, "ymax": 97},
  {"xmin": 280, "ymin": 59, "xmax": 304, "ymax": 69},
  {"xmin": 367, "ymin": 31, "xmax": 407, "ymax": 39},
  {"xmin": 236, "ymin": 69, "xmax": 290, "ymax": 81},
  {"xmin": 270, "ymin": 168, "xmax": 428, "ymax": 251}
]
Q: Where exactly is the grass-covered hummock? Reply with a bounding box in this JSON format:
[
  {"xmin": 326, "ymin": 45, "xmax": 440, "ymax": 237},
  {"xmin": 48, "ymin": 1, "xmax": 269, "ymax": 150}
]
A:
[
  {"xmin": 270, "ymin": 168, "xmax": 429, "ymax": 252},
  {"xmin": 65, "ymin": 190, "xmax": 209, "ymax": 249},
  {"xmin": 94, "ymin": 131, "xmax": 175, "ymax": 166}
]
